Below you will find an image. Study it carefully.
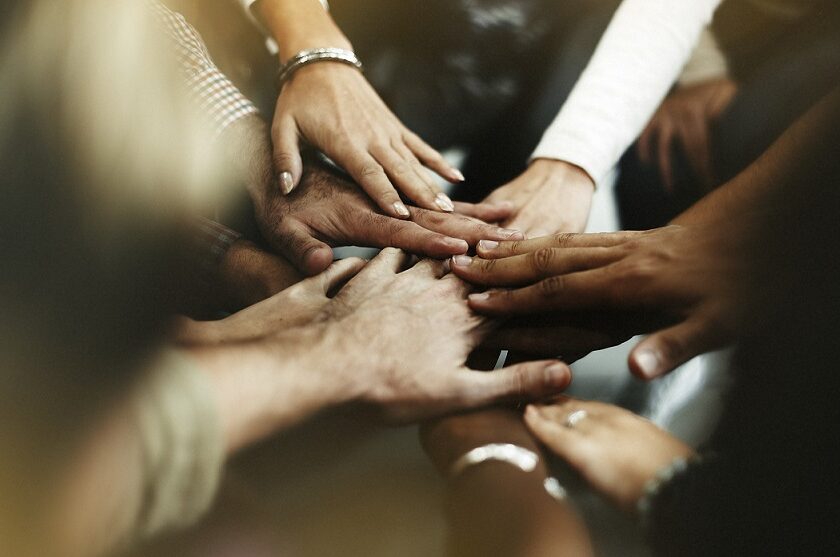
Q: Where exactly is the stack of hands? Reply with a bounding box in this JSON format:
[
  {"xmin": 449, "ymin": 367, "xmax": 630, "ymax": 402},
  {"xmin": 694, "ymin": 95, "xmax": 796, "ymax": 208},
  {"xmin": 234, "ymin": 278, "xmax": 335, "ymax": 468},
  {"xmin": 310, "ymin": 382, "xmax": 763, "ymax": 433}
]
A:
[{"xmin": 191, "ymin": 36, "xmax": 752, "ymax": 528}]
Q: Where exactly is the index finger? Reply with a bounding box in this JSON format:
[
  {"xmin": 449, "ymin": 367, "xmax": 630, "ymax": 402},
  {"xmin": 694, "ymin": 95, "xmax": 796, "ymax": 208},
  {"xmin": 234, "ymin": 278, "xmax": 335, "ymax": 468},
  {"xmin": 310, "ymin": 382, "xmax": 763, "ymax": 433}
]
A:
[
  {"xmin": 476, "ymin": 231, "xmax": 640, "ymax": 259},
  {"xmin": 466, "ymin": 268, "xmax": 626, "ymax": 315},
  {"xmin": 335, "ymin": 147, "xmax": 410, "ymax": 219}
]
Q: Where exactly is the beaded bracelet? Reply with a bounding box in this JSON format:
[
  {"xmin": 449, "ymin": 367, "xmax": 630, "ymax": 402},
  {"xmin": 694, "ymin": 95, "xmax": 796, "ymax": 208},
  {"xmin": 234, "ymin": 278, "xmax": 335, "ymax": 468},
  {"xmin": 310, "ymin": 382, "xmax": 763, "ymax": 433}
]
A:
[{"xmin": 276, "ymin": 47, "xmax": 363, "ymax": 89}]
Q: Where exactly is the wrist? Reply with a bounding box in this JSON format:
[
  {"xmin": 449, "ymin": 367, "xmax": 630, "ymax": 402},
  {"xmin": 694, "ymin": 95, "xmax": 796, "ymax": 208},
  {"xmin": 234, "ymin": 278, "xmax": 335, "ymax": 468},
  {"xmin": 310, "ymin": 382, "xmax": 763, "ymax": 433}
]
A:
[
  {"xmin": 254, "ymin": 0, "xmax": 352, "ymax": 63},
  {"xmin": 530, "ymin": 159, "xmax": 595, "ymax": 191},
  {"xmin": 186, "ymin": 325, "xmax": 352, "ymax": 453}
]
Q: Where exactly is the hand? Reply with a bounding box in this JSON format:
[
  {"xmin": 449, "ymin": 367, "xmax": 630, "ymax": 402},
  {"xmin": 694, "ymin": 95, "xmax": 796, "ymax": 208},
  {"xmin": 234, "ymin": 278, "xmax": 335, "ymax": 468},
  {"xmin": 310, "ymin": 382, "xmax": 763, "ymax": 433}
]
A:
[
  {"xmin": 272, "ymin": 63, "xmax": 464, "ymax": 217},
  {"xmin": 452, "ymin": 223, "xmax": 748, "ymax": 379},
  {"xmin": 479, "ymin": 312, "xmax": 636, "ymax": 364},
  {"xmin": 638, "ymin": 78, "xmax": 738, "ymax": 192},
  {"xmin": 316, "ymin": 249, "xmax": 573, "ymax": 422},
  {"xmin": 483, "ymin": 159, "xmax": 595, "ymax": 237},
  {"xmin": 175, "ymin": 257, "xmax": 366, "ymax": 345},
  {"xmin": 255, "ymin": 161, "xmax": 523, "ymax": 275},
  {"xmin": 524, "ymin": 398, "xmax": 694, "ymax": 510},
  {"xmin": 215, "ymin": 238, "xmax": 304, "ymax": 310}
]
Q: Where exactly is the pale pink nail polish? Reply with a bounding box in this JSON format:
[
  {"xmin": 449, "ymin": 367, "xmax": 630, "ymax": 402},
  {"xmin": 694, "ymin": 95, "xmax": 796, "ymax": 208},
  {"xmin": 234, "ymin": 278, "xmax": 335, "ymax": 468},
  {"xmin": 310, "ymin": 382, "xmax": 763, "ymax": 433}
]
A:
[
  {"xmin": 451, "ymin": 168, "xmax": 466, "ymax": 182},
  {"xmin": 452, "ymin": 255, "xmax": 472, "ymax": 266},
  {"xmin": 435, "ymin": 193, "xmax": 455, "ymax": 212},
  {"xmin": 394, "ymin": 201, "xmax": 410, "ymax": 217},
  {"xmin": 280, "ymin": 172, "xmax": 295, "ymax": 195},
  {"xmin": 478, "ymin": 240, "xmax": 499, "ymax": 251}
]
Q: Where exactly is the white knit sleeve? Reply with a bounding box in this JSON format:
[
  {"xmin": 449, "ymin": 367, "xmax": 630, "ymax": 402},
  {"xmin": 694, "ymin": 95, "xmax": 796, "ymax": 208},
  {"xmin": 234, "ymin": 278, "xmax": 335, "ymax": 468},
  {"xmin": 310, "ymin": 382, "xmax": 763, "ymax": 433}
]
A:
[{"xmin": 530, "ymin": 0, "xmax": 723, "ymax": 185}]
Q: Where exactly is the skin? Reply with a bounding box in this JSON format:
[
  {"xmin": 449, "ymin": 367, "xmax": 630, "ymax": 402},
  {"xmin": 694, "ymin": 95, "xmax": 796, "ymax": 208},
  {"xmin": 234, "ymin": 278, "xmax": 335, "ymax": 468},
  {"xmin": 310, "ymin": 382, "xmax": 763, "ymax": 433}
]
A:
[
  {"xmin": 254, "ymin": 0, "xmax": 463, "ymax": 217},
  {"xmin": 227, "ymin": 115, "xmax": 522, "ymax": 276},
  {"xmin": 483, "ymin": 159, "xmax": 595, "ymax": 237},
  {"xmin": 451, "ymin": 89, "xmax": 840, "ymax": 379},
  {"xmin": 56, "ymin": 249, "xmax": 573, "ymax": 556},
  {"xmin": 452, "ymin": 223, "xmax": 747, "ymax": 379},
  {"xmin": 638, "ymin": 78, "xmax": 738, "ymax": 192},
  {"xmin": 421, "ymin": 409, "xmax": 594, "ymax": 557},
  {"xmin": 524, "ymin": 397, "xmax": 693, "ymax": 511}
]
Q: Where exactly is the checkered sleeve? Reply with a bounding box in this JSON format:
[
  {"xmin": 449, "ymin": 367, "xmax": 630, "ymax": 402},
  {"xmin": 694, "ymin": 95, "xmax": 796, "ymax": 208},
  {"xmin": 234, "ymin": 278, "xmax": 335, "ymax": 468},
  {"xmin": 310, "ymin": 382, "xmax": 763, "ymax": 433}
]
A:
[
  {"xmin": 191, "ymin": 217, "xmax": 242, "ymax": 276},
  {"xmin": 148, "ymin": 1, "xmax": 258, "ymax": 137}
]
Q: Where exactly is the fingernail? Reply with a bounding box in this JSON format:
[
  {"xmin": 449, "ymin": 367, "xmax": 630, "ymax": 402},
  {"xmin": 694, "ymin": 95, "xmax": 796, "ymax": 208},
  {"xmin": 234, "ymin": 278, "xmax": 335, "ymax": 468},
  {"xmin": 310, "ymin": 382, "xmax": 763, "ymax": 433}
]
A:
[
  {"xmin": 435, "ymin": 193, "xmax": 455, "ymax": 212},
  {"xmin": 478, "ymin": 240, "xmax": 499, "ymax": 251},
  {"xmin": 451, "ymin": 168, "xmax": 465, "ymax": 182},
  {"xmin": 451, "ymin": 255, "xmax": 472, "ymax": 267},
  {"xmin": 442, "ymin": 258, "xmax": 452, "ymax": 273},
  {"xmin": 496, "ymin": 228, "xmax": 523, "ymax": 240},
  {"xmin": 393, "ymin": 201, "xmax": 410, "ymax": 218},
  {"xmin": 544, "ymin": 363, "xmax": 568, "ymax": 384},
  {"xmin": 280, "ymin": 172, "xmax": 295, "ymax": 195},
  {"xmin": 634, "ymin": 349, "xmax": 661, "ymax": 379},
  {"xmin": 469, "ymin": 292, "xmax": 490, "ymax": 303},
  {"xmin": 445, "ymin": 238, "xmax": 469, "ymax": 252},
  {"xmin": 524, "ymin": 405, "xmax": 538, "ymax": 417}
]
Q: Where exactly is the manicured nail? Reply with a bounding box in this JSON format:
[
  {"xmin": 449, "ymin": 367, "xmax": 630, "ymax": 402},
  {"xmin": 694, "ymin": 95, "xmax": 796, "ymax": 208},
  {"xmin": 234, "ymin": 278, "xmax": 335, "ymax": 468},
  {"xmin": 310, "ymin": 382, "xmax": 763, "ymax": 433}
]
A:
[
  {"xmin": 478, "ymin": 240, "xmax": 499, "ymax": 251},
  {"xmin": 496, "ymin": 228, "xmax": 523, "ymax": 239},
  {"xmin": 469, "ymin": 292, "xmax": 490, "ymax": 303},
  {"xmin": 280, "ymin": 172, "xmax": 295, "ymax": 195},
  {"xmin": 634, "ymin": 349, "xmax": 661, "ymax": 379},
  {"xmin": 393, "ymin": 201, "xmax": 410, "ymax": 217},
  {"xmin": 451, "ymin": 168, "xmax": 465, "ymax": 182},
  {"xmin": 452, "ymin": 255, "xmax": 472, "ymax": 267},
  {"xmin": 435, "ymin": 193, "xmax": 455, "ymax": 212},
  {"xmin": 442, "ymin": 258, "xmax": 452, "ymax": 273}
]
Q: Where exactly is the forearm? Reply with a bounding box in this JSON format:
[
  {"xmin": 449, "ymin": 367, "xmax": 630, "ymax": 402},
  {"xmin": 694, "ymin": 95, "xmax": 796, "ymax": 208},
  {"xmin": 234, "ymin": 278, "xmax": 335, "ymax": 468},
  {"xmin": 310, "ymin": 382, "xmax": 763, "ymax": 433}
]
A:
[
  {"xmin": 423, "ymin": 410, "xmax": 593, "ymax": 557},
  {"xmin": 253, "ymin": 0, "xmax": 351, "ymax": 61},
  {"xmin": 532, "ymin": 0, "xmax": 721, "ymax": 184},
  {"xmin": 186, "ymin": 327, "xmax": 353, "ymax": 454},
  {"xmin": 674, "ymin": 87, "xmax": 840, "ymax": 225}
]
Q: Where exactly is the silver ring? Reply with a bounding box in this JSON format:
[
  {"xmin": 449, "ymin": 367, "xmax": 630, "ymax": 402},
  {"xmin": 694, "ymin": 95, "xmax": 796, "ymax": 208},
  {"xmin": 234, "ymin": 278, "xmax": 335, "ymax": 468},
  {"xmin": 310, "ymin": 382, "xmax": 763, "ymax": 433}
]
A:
[{"xmin": 564, "ymin": 409, "xmax": 588, "ymax": 428}]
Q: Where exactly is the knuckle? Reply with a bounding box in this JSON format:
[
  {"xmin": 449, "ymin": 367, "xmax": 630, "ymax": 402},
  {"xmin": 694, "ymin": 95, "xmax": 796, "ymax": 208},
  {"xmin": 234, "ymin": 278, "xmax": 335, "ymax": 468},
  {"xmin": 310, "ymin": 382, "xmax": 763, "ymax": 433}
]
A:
[
  {"xmin": 389, "ymin": 161, "xmax": 412, "ymax": 178},
  {"xmin": 552, "ymin": 233, "xmax": 575, "ymax": 248},
  {"xmin": 538, "ymin": 275, "xmax": 565, "ymax": 298},
  {"xmin": 358, "ymin": 162, "xmax": 385, "ymax": 179},
  {"xmin": 530, "ymin": 247, "xmax": 556, "ymax": 275},
  {"xmin": 477, "ymin": 257, "xmax": 497, "ymax": 273}
]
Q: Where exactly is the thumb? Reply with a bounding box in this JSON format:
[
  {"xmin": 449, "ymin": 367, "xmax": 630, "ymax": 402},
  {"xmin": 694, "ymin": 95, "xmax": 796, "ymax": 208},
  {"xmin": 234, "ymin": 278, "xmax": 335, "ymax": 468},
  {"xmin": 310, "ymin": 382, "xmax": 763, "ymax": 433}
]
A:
[
  {"xmin": 272, "ymin": 118, "xmax": 303, "ymax": 195},
  {"xmin": 629, "ymin": 317, "xmax": 723, "ymax": 380},
  {"xmin": 456, "ymin": 360, "xmax": 572, "ymax": 409},
  {"xmin": 270, "ymin": 220, "xmax": 334, "ymax": 276}
]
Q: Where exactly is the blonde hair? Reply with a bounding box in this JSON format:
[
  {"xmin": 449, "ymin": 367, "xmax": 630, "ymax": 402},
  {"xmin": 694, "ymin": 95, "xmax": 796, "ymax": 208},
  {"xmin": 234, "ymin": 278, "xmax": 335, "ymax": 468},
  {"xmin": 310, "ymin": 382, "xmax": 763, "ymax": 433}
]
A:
[{"xmin": 0, "ymin": 1, "xmax": 228, "ymax": 552}]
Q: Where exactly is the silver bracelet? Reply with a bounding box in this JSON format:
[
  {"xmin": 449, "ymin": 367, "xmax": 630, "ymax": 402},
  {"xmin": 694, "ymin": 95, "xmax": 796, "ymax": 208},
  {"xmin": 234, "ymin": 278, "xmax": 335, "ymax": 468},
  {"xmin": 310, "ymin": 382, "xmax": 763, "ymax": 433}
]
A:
[
  {"xmin": 636, "ymin": 455, "xmax": 692, "ymax": 520},
  {"xmin": 449, "ymin": 443, "xmax": 567, "ymax": 501},
  {"xmin": 276, "ymin": 47, "xmax": 362, "ymax": 88}
]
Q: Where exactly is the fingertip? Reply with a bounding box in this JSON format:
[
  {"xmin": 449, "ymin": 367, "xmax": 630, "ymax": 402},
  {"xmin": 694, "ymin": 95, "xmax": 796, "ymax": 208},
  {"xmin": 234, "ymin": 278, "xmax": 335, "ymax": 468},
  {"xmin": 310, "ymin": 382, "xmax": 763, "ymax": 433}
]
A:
[
  {"xmin": 543, "ymin": 361, "xmax": 572, "ymax": 390},
  {"xmin": 629, "ymin": 347, "xmax": 663, "ymax": 381},
  {"xmin": 280, "ymin": 171, "xmax": 295, "ymax": 195},
  {"xmin": 304, "ymin": 246, "xmax": 334, "ymax": 276},
  {"xmin": 392, "ymin": 201, "xmax": 411, "ymax": 219},
  {"xmin": 441, "ymin": 237, "xmax": 469, "ymax": 254}
]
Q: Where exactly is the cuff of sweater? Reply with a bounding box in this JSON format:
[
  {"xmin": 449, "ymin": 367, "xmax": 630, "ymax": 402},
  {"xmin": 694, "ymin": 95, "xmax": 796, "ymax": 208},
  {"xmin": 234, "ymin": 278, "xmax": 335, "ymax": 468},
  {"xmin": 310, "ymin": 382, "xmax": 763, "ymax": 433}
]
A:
[
  {"xmin": 529, "ymin": 137, "xmax": 611, "ymax": 188},
  {"xmin": 131, "ymin": 349, "xmax": 225, "ymax": 543}
]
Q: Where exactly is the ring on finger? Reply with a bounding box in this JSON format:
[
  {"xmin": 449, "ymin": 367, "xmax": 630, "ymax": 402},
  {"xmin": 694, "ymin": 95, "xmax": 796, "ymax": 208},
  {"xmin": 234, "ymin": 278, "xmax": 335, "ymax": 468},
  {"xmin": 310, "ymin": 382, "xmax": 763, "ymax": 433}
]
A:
[{"xmin": 564, "ymin": 409, "xmax": 588, "ymax": 429}]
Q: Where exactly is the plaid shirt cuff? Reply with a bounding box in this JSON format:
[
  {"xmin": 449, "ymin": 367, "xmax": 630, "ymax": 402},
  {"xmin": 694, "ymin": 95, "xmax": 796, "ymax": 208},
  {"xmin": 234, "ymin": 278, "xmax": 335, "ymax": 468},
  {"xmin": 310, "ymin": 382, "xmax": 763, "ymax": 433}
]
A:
[
  {"xmin": 192, "ymin": 218, "xmax": 242, "ymax": 276},
  {"xmin": 149, "ymin": 1, "xmax": 259, "ymax": 137}
]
